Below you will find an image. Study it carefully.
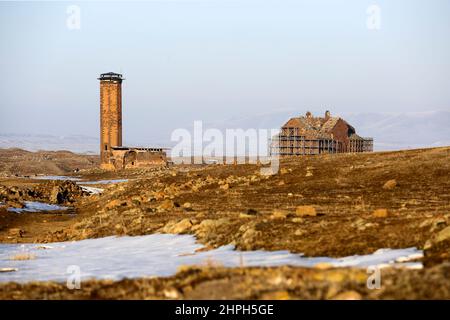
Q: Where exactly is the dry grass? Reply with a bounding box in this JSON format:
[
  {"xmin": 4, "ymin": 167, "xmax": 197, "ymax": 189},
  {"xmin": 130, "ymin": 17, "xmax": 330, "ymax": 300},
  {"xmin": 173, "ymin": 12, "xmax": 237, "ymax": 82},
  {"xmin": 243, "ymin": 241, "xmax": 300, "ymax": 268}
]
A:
[{"xmin": 9, "ymin": 253, "xmax": 36, "ymax": 261}]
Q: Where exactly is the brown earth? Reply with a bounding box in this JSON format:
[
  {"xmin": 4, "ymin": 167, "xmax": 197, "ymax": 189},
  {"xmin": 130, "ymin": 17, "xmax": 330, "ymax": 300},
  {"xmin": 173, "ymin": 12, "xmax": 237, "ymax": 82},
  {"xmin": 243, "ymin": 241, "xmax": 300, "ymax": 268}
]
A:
[
  {"xmin": 0, "ymin": 148, "xmax": 98, "ymax": 176},
  {"xmin": 0, "ymin": 147, "xmax": 449, "ymax": 299},
  {"xmin": 1, "ymin": 264, "xmax": 449, "ymax": 300}
]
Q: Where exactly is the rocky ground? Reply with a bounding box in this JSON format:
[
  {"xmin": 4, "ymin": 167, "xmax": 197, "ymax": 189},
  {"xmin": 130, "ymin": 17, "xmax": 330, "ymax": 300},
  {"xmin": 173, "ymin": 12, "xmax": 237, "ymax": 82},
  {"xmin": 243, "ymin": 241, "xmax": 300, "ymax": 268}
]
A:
[
  {"xmin": 0, "ymin": 148, "xmax": 98, "ymax": 176},
  {"xmin": 0, "ymin": 147, "xmax": 449, "ymax": 299},
  {"xmin": 2, "ymin": 264, "xmax": 450, "ymax": 300}
]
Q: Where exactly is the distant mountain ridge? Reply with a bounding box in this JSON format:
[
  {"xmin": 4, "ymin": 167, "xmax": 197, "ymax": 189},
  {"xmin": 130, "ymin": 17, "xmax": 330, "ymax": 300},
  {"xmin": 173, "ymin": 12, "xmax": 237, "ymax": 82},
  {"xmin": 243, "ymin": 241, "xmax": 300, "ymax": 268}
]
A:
[
  {"xmin": 1, "ymin": 110, "xmax": 449, "ymax": 153},
  {"xmin": 0, "ymin": 134, "xmax": 99, "ymax": 154},
  {"xmin": 206, "ymin": 110, "xmax": 450, "ymax": 151},
  {"xmin": 342, "ymin": 111, "xmax": 450, "ymax": 150}
]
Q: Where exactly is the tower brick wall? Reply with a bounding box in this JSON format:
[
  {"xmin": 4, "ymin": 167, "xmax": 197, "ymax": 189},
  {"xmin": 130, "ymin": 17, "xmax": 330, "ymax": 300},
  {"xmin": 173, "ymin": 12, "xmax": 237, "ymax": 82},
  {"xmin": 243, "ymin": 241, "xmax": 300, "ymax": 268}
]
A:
[
  {"xmin": 99, "ymin": 73, "xmax": 123, "ymax": 167},
  {"xmin": 98, "ymin": 72, "xmax": 166, "ymax": 170}
]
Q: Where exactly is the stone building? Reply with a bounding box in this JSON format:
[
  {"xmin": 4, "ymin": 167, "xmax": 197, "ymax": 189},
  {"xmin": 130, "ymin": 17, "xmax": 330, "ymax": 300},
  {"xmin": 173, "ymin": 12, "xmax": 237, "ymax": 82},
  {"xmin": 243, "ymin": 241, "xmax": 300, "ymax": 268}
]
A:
[
  {"xmin": 98, "ymin": 72, "xmax": 167, "ymax": 170},
  {"xmin": 270, "ymin": 111, "xmax": 373, "ymax": 156}
]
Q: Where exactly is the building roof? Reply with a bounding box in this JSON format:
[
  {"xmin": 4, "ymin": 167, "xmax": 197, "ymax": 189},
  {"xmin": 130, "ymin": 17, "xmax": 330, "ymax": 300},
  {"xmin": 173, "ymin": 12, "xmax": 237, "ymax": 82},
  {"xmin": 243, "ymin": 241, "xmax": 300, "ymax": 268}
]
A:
[{"xmin": 280, "ymin": 111, "xmax": 345, "ymax": 139}]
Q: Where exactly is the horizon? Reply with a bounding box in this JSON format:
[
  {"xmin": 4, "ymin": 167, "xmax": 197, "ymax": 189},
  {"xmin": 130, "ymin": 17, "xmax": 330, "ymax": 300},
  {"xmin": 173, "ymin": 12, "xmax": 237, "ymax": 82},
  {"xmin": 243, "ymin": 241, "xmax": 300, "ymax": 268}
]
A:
[{"xmin": 1, "ymin": 108, "xmax": 449, "ymax": 154}]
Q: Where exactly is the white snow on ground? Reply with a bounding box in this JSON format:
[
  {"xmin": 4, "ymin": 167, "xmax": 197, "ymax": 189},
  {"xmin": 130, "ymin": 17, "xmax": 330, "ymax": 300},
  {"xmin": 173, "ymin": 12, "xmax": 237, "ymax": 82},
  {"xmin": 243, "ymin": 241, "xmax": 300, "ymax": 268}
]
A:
[
  {"xmin": 31, "ymin": 175, "xmax": 82, "ymax": 181},
  {"xmin": 28, "ymin": 175, "xmax": 127, "ymax": 190},
  {"xmin": 0, "ymin": 234, "xmax": 423, "ymax": 283},
  {"xmin": 78, "ymin": 179, "xmax": 128, "ymax": 185},
  {"xmin": 29, "ymin": 175, "xmax": 128, "ymax": 185},
  {"xmin": 30, "ymin": 175, "xmax": 127, "ymax": 185},
  {"xmin": 79, "ymin": 186, "xmax": 104, "ymax": 194},
  {"xmin": 6, "ymin": 201, "xmax": 69, "ymax": 213},
  {"xmin": 27, "ymin": 175, "xmax": 122, "ymax": 194}
]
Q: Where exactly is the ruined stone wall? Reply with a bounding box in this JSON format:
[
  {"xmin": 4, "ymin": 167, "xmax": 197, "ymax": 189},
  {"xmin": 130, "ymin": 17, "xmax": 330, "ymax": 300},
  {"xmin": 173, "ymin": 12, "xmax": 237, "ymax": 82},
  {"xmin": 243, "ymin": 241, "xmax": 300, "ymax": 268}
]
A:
[
  {"xmin": 100, "ymin": 81, "xmax": 122, "ymax": 166},
  {"xmin": 133, "ymin": 151, "xmax": 167, "ymax": 167},
  {"xmin": 106, "ymin": 149, "xmax": 167, "ymax": 170},
  {"xmin": 122, "ymin": 150, "xmax": 166, "ymax": 169}
]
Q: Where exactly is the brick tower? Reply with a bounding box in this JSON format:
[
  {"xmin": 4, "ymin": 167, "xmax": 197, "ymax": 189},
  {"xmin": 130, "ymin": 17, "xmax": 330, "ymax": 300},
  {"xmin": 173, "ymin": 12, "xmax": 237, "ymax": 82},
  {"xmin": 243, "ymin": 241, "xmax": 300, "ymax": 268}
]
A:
[{"xmin": 98, "ymin": 72, "xmax": 124, "ymax": 167}]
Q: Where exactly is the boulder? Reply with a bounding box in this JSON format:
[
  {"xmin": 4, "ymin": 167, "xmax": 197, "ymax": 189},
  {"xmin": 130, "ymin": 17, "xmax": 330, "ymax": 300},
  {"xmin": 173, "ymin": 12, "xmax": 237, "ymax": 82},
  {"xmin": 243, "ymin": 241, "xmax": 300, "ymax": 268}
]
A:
[
  {"xmin": 383, "ymin": 179, "xmax": 397, "ymax": 190},
  {"xmin": 435, "ymin": 226, "xmax": 450, "ymax": 244},
  {"xmin": 106, "ymin": 199, "xmax": 127, "ymax": 210},
  {"xmin": 220, "ymin": 183, "xmax": 230, "ymax": 190},
  {"xmin": 271, "ymin": 209, "xmax": 288, "ymax": 219},
  {"xmin": 182, "ymin": 202, "xmax": 192, "ymax": 209},
  {"xmin": 259, "ymin": 290, "xmax": 290, "ymax": 300},
  {"xmin": 45, "ymin": 181, "xmax": 87, "ymax": 204},
  {"xmin": 193, "ymin": 219, "xmax": 229, "ymax": 238},
  {"xmin": 332, "ymin": 291, "xmax": 362, "ymax": 300},
  {"xmin": 241, "ymin": 228, "xmax": 262, "ymax": 244},
  {"xmin": 372, "ymin": 208, "xmax": 389, "ymax": 218},
  {"xmin": 295, "ymin": 206, "xmax": 317, "ymax": 217},
  {"xmin": 157, "ymin": 199, "xmax": 176, "ymax": 211},
  {"xmin": 163, "ymin": 219, "xmax": 193, "ymax": 234},
  {"xmin": 8, "ymin": 228, "xmax": 24, "ymax": 237}
]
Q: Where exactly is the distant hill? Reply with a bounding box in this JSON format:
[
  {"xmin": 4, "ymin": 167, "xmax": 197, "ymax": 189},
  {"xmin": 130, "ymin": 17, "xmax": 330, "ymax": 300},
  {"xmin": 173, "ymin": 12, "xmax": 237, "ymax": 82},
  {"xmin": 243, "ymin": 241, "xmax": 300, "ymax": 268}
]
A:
[
  {"xmin": 0, "ymin": 134, "xmax": 99, "ymax": 154},
  {"xmin": 0, "ymin": 148, "xmax": 99, "ymax": 176},
  {"xmin": 205, "ymin": 110, "xmax": 450, "ymax": 151},
  {"xmin": 343, "ymin": 111, "xmax": 450, "ymax": 150},
  {"xmin": 1, "ymin": 110, "xmax": 448, "ymax": 153},
  {"xmin": 0, "ymin": 133, "xmax": 167, "ymax": 154}
]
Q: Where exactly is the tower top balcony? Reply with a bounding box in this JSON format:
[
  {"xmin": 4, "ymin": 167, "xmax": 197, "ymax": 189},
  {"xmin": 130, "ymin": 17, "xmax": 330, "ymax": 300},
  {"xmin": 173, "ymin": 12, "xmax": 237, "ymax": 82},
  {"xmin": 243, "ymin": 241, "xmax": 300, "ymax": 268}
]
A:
[{"xmin": 98, "ymin": 72, "xmax": 124, "ymax": 82}]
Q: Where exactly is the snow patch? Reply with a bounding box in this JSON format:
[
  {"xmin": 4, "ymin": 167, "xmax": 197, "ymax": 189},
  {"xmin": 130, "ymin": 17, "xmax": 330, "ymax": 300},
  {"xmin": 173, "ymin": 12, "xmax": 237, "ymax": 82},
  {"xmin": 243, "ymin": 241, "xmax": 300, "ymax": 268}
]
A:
[
  {"xmin": 32, "ymin": 175, "xmax": 82, "ymax": 181},
  {"xmin": 6, "ymin": 201, "xmax": 69, "ymax": 213},
  {"xmin": 0, "ymin": 234, "xmax": 423, "ymax": 283},
  {"xmin": 78, "ymin": 179, "xmax": 128, "ymax": 185},
  {"xmin": 79, "ymin": 186, "xmax": 104, "ymax": 194}
]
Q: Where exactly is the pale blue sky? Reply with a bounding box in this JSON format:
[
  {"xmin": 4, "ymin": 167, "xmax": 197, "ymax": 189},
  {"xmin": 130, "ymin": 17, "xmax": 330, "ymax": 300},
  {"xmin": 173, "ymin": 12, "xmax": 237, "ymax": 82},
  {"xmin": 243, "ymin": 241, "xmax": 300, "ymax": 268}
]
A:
[{"xmin": 0, "ymin": 0, "xmax": 449, "ymax": 145}]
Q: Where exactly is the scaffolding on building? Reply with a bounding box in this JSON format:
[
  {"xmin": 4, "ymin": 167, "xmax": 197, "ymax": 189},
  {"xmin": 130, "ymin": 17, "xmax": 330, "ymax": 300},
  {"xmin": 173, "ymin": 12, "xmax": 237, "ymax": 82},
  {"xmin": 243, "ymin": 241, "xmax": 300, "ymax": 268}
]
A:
[{"xmin": 270, "ymin": 112, "xmax": 374, "ymax": 156}]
